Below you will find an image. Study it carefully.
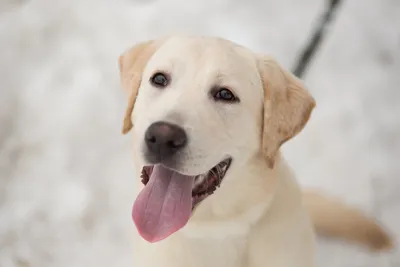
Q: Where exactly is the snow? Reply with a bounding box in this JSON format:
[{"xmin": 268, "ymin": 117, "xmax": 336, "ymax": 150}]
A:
[{"xmin": 0, "ymin": 0, "xmax": 399, "ymax": 266}]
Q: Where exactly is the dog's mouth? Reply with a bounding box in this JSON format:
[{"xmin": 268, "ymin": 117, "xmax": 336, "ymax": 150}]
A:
[
  {"xmin": 132, "ymin": 158, "xmax": 232, "ymax": 243},
  {"xmin": 140, "ymin": 158, "xmax": 232, "ymax": 207}
]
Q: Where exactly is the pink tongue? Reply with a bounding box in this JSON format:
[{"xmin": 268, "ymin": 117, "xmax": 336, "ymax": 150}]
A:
[{"xmin": 132, "ymin": 164, "xmax": 194, "ymax": 243}]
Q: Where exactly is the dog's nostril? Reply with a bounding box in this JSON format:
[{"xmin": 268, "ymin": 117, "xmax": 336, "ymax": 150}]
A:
[
  {"xmin": 168, "ymin": 139, "xmax": 185, "ymax": 149},
  {"xmin": 167, "ymin": 140, "xmax": 176, "ymax": 148},
  {"xmin": 147, "ymin": 136, "xmax": 157, "ymax": 143}
]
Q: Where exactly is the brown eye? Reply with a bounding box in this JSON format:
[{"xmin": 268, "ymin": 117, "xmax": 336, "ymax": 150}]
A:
[
  {"xmin": 150, "ymin": 72, "xmax": 169, "ymax": 88},
  {"xmin": 213, "ymin": 88, "xmax": 238, "ymax": 102}
]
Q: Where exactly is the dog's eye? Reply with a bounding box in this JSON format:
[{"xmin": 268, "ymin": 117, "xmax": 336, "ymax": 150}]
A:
[
  {"xmin": 213, "ymin": 88, "xmax": 238, "ymax": 102},
  {"xmin": 150, "ymin": 72, "xmax": 169, "ymax": 88}
]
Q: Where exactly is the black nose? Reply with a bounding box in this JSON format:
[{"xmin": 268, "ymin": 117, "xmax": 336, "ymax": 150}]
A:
[{"xmin": 144, "ymin": 121, "xmax": 187, "ymax": 161}]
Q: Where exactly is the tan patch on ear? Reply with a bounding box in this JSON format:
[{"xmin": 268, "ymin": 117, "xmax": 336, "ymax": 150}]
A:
[
  {"xmin": 258, "ymin": 57, "xmax": 316, "ymax": 168},
  {"xmin": 118, "ymin": 40, "xmax": 162, "ymax": 134}
]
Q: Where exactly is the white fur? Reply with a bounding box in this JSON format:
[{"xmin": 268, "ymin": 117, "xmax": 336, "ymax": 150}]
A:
[{"xmin": 130, "ymin": 36, "xmax": 316, "ymax": 267}]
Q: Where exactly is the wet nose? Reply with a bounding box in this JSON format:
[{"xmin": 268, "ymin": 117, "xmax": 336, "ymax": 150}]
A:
[{"xmin": 144, "ymin": 121, "xmax": 187, "ymax": 161}]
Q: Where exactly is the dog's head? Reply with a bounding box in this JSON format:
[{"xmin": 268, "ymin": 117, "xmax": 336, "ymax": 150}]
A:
[{"xmin": 118, "ymin": 36, "xmax": 315, "ymax": 242}]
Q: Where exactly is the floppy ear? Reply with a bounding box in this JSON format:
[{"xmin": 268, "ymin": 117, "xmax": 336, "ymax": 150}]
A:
[
  {"xmin": 258, "ymin": 56, "xmax": 316, "ymax": 168},
  {"xmin": 118, "ymin": 40, "xmax": 160, "ymax": 134}
]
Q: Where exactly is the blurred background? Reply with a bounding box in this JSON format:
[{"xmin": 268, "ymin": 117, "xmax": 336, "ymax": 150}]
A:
[{"xmin": 0, "ymin": 0, "xmax": 399, "ymax": 266}]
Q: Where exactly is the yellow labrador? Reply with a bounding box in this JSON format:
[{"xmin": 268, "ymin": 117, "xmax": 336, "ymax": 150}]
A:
[{"xmin": 118, "ymin": 36, "xmax": 393, "ymax": 267}]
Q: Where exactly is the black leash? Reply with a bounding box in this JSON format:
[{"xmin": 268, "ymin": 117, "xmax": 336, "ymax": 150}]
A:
[{"xmin": 292, "ymin": 0, "xmax": 343, "ymax": 78}]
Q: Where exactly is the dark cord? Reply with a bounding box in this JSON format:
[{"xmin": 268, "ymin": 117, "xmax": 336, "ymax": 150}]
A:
[{"xmin": 292, "ymin": 0, "xmax": 342, "ymax": 78}]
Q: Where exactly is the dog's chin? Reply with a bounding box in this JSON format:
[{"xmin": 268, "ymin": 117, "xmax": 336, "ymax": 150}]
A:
[{"xmin": 140, "ymin": 157, "xmax": 232, "ymax": 209}]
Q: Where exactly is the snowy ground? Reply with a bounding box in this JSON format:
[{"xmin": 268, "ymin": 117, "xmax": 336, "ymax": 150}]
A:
[{"xmin": 0, "ymin": 0, "xmax": 399, "ymax": 266}]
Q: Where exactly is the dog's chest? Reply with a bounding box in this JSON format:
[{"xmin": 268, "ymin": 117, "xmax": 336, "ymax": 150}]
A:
[{"xmin": 134, "ymin": 235, "xmax": 248, "ymax": 267}]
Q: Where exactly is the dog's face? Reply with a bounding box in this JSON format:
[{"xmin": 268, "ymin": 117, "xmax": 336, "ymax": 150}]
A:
[
  {"xmin": 118, "ymin": 36, "xmax": 315, "ymax": 243},
  {"xmin": 125, "ymin": 37, "xmax": 263, "ymax": 174}
]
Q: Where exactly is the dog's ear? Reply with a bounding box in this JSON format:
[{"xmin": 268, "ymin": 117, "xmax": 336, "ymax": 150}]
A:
[
  {"xmin": 118, "ymin": 40, "xmax": 160, "ymax": 134},
  {"xmin": 258, "ymin": 56, "xmax": 316, "ymax": 168}
]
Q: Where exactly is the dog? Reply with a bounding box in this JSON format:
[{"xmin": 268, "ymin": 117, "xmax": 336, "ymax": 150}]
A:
[{"xmin": 118, "ymin": 36, "xmax": 393, "ymax": 267}]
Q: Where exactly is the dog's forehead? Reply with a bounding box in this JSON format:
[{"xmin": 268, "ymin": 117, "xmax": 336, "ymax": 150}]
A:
[{"xmin": 156, "ymin": 37, "xmax": 255, "ymax": 70}]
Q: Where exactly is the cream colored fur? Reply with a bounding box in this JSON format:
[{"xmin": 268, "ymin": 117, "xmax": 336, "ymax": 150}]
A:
[{"xmin": 118, "ymin": 36, "xmax": 393, "ymax": 267}]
